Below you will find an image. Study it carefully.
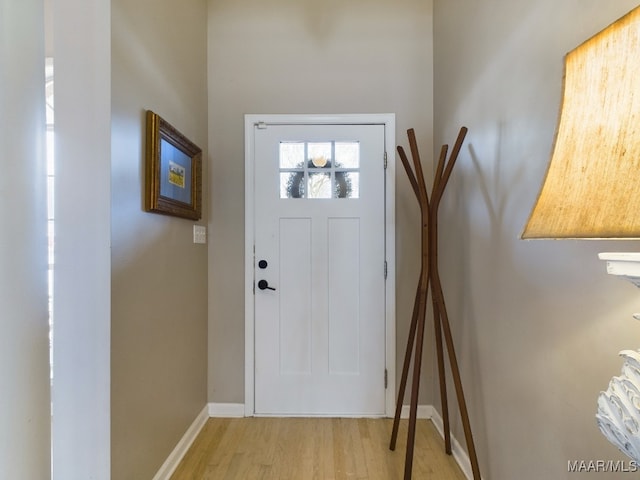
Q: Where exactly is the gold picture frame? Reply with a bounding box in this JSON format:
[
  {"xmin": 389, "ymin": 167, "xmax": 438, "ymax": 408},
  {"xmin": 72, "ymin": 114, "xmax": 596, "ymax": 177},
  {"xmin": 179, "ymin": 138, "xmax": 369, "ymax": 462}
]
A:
[{"xmin": 145, "ymin": 110, "xmax": 202, "ymax": 220}]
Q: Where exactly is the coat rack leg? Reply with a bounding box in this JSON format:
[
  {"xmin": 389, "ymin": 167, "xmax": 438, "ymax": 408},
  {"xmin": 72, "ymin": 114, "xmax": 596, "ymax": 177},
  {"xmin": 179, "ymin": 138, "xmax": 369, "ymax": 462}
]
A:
[
  {"xmin": 403, "ymin": 283, "xmax": 429, "ymax": 480},
  {"xmin": 432, "ymin": 300, "xmax": 452, "ymax": 454},
  {"xmin": 432, "ymin": 274, "xmax": 481, "ymax": 479},
  {"xmin": 390, "ymin": 276, "xmax": 424, "ymax": 450}
]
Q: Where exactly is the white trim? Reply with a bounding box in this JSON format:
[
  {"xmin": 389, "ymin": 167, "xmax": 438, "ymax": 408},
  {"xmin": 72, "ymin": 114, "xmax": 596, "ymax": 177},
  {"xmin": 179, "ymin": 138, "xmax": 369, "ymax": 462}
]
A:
[
  {"xmin": 254, "ymin": 413, "xmax": 388, "ymax": 419},
  {"xmin": 244, "ymin": 113, "xmax": 396, "ymax": 418},
  {"xmin": 383, "ymin": 118, "xmax": 396, "ymax": 418},
  {"xmin": 400, "ymin": 404, "xmax": 434, "ymax": 419},
  {"xmin": 208, "ymin": 403, "xmax": 246, "ymax": 418},
  {"xmin": 152, "ymin": 405, "xmax": 209, "ymax": 480},
  {"xmin": 244, "ymin": 115, "xmax": 256, "ymax": 417}
]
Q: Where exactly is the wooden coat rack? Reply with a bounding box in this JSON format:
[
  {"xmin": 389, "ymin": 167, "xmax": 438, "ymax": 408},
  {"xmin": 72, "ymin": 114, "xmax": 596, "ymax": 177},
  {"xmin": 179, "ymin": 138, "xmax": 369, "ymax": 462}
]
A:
[{"xmin": 389, "ymin": 127, "xmax": 481, "ymax": 480}]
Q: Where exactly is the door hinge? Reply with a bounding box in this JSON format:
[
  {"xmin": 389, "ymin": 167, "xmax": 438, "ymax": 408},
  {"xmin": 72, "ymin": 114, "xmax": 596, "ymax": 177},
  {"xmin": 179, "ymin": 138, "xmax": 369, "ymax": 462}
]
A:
[
  {"xmin": 384, "ymin": 260, "xmax": 388, "ymax": 279},
  {"xmin": 384, "ymin": 369, "xmax": 388, "ymax": 389},
  {"xmin": 384, "ymin": 151, "xmax": 388, "ymax": 169}
]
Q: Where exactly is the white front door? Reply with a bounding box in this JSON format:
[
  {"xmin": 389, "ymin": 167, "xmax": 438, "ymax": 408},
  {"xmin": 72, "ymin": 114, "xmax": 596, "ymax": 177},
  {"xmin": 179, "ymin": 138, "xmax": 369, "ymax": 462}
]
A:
[{"xmin": 247, "ymin": 116, "xmax": 393, "ymax": 416}]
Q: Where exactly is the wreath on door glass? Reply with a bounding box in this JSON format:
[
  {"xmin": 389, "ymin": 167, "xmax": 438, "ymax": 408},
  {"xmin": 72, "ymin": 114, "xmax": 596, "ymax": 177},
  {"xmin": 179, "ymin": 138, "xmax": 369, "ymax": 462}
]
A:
[{"xmin": 285, "ymin": 159, "xmax": 353, "ymax": 198}]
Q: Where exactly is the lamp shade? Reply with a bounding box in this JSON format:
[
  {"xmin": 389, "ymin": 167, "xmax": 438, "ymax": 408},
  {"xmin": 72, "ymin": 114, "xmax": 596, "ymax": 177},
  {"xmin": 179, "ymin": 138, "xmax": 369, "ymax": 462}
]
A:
[{"xmin": 522, "ymin": 6, "xmax": 640, "ymax": 239}]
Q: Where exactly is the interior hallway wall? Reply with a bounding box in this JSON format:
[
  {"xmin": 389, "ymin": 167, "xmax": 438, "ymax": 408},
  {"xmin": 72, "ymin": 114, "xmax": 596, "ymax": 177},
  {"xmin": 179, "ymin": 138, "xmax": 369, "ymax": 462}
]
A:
[
  {"xmin": 0, "ymin": 1, "xmax": 50, "ymax": 477},
  {"xmin": 207, "ymin": 0, "xmax": 436, "ymax": 406},
  {"xmin": 111, "ymin": 0, "xmax": 208, "ymax": 477},
  {"xmin": 51, "ymin": 0, "xmax": 111, "ymax": 476},
  {"xmin": 433, "ymin": 1, "xmax": 640, "ymax": 478}
]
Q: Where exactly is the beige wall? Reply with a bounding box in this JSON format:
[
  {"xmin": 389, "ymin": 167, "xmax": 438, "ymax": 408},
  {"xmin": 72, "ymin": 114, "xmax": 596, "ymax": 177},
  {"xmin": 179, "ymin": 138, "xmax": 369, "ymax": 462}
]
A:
[
  {"xmin": 111, "ymin": 0, "xmax": 209, "ymax": 477},
  {"xmin": 207, "ymin": 0, "xmax": 435, "ymax": 404},
  {"xmin": 434, "ymin": 0, "xmax": 640, "ymax": 478},
  {"xmin": 0, "ymin": 1, "xmax": 50, "ymax": 477}
]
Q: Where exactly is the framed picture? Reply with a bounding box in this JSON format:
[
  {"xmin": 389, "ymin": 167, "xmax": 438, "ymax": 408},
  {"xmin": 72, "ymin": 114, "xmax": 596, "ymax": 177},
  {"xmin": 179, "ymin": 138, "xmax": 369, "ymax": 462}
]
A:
[{"xmin": 145, "ymin": 110, "xmax": 202, "ymax": 220}]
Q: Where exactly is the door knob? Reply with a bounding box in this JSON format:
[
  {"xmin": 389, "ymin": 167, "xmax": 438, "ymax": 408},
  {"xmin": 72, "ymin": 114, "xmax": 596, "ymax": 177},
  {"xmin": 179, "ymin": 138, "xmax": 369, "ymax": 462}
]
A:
[{"xmin": 257, "ymin": 280, "xmax": 276, "ymax": 291}]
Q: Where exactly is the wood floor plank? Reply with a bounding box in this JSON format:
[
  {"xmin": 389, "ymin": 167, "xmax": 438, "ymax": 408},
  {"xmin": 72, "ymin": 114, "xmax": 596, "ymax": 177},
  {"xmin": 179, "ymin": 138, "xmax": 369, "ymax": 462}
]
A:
[{"xmin": 170, "ymin": 417, "xmax": 467, "ymax": 480}]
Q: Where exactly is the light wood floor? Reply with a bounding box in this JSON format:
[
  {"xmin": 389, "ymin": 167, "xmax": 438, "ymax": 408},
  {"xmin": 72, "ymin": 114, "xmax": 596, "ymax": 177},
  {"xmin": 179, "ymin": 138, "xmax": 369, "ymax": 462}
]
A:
[{"xmin": 170, "ymin": 417, "xmax": 466, "ymax": 480}]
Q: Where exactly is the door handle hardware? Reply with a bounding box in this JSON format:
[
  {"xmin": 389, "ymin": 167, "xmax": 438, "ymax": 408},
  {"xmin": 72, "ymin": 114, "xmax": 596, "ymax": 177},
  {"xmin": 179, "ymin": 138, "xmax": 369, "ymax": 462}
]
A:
[
  {"xmin": 257, "ymin": 280, "xmax": 276, "ymax": 291},
  {"xmin": 258, "ymin": 260, "xmax": 268, "ymax": 269}
]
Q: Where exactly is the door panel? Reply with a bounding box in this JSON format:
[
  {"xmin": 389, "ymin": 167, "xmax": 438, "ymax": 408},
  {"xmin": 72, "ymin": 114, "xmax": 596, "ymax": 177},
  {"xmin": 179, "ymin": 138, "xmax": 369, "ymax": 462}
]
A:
[
  {"xmin": 328, "ymin": 217, "xmax": 360, "ymax": 374},
  {"xmin": 279, "ymin": 217, "xmax": 312, "ymax": 374},
  {"xmin": 253, "ymin": 123, "xmax": 386, "ymax": 416}
]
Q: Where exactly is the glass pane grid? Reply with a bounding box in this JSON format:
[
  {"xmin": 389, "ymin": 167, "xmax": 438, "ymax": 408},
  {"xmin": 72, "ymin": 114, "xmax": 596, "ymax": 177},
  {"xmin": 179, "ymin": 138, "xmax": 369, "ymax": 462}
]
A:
[{"xmin": 279, "ymin": 141, "xmax": 360, "ymax": 199}]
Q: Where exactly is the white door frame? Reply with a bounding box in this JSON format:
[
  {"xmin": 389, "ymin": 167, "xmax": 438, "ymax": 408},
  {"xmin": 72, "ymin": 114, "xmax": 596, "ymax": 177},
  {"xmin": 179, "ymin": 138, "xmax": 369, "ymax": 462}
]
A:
[{"xmin": 244, "ymin": 114, "xmax": 396, "ymax": 417}]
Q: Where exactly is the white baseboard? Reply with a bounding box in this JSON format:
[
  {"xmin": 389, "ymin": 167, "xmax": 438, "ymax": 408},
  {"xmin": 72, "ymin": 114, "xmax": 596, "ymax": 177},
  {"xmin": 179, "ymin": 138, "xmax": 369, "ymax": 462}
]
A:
[
  {"xmin": 152, "ymin": 405, "xmax": 209, "ymax": 480},
  {"xmin": 208, "ymin": 402, "xmax": 246, "ymax": 417},
  {"xmin": 400, "ymin": 404, "xmax": 434, "ymax": 419},
  {"xmin": 213, "ymin": 403, "xmax": 431, "ymax": 419}
]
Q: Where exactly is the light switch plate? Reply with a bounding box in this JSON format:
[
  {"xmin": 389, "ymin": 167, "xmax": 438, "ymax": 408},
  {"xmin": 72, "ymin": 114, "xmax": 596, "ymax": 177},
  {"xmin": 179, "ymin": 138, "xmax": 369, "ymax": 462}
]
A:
[{"xmin": 193, "ymin": 225, "xmax": 207, "ymax": 244}]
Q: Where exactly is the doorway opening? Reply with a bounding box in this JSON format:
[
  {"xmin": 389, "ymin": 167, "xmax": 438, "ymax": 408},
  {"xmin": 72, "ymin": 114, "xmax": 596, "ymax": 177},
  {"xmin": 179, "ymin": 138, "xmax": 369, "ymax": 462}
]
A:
[
  {"xmin": 244, "ymin": 114, "xmax": 396, "ymax": 417},
  {"xmin": 45, "ymin": 57, "xmax": 55, "ymax": 384}
]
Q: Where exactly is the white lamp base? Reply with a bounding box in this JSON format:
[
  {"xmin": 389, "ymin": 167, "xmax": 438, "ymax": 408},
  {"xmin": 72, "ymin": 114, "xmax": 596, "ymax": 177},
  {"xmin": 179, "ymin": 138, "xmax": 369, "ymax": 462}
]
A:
[
  {"xmin": 597, "ymin": 253, "xmax": 640, "ymax": 462},
  {"xmin": 599, "ymin": 252, "xmax": 640, "ymax": 288},
  {"xmin": 597, "ymin": 349, "xmax": 640, "ymax": 462}
]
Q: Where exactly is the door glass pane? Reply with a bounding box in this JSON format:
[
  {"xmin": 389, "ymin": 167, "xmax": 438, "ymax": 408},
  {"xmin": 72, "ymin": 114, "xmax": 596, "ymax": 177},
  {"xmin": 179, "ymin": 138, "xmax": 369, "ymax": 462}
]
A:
[
  {"xmin": 308, "ymin": 142, "xmax": 332, "ymax": 169},
  {"xmin": 308, "ymin": 172, "xmax": 331, "ymax": 198},
  {"xmin": 336, "ymin": 172, "xmax": 359, "ymax": 198},
  {"xmin": 335, "ymin": 142, "xmax": 359, "ymax": 168},
  {"xmin": 280, "ymin": 142, "xmax": 305, "ymax": 168},
  {"xmin": 281, "ymin": 172, "xmax": 305, "ymax": 198}
]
